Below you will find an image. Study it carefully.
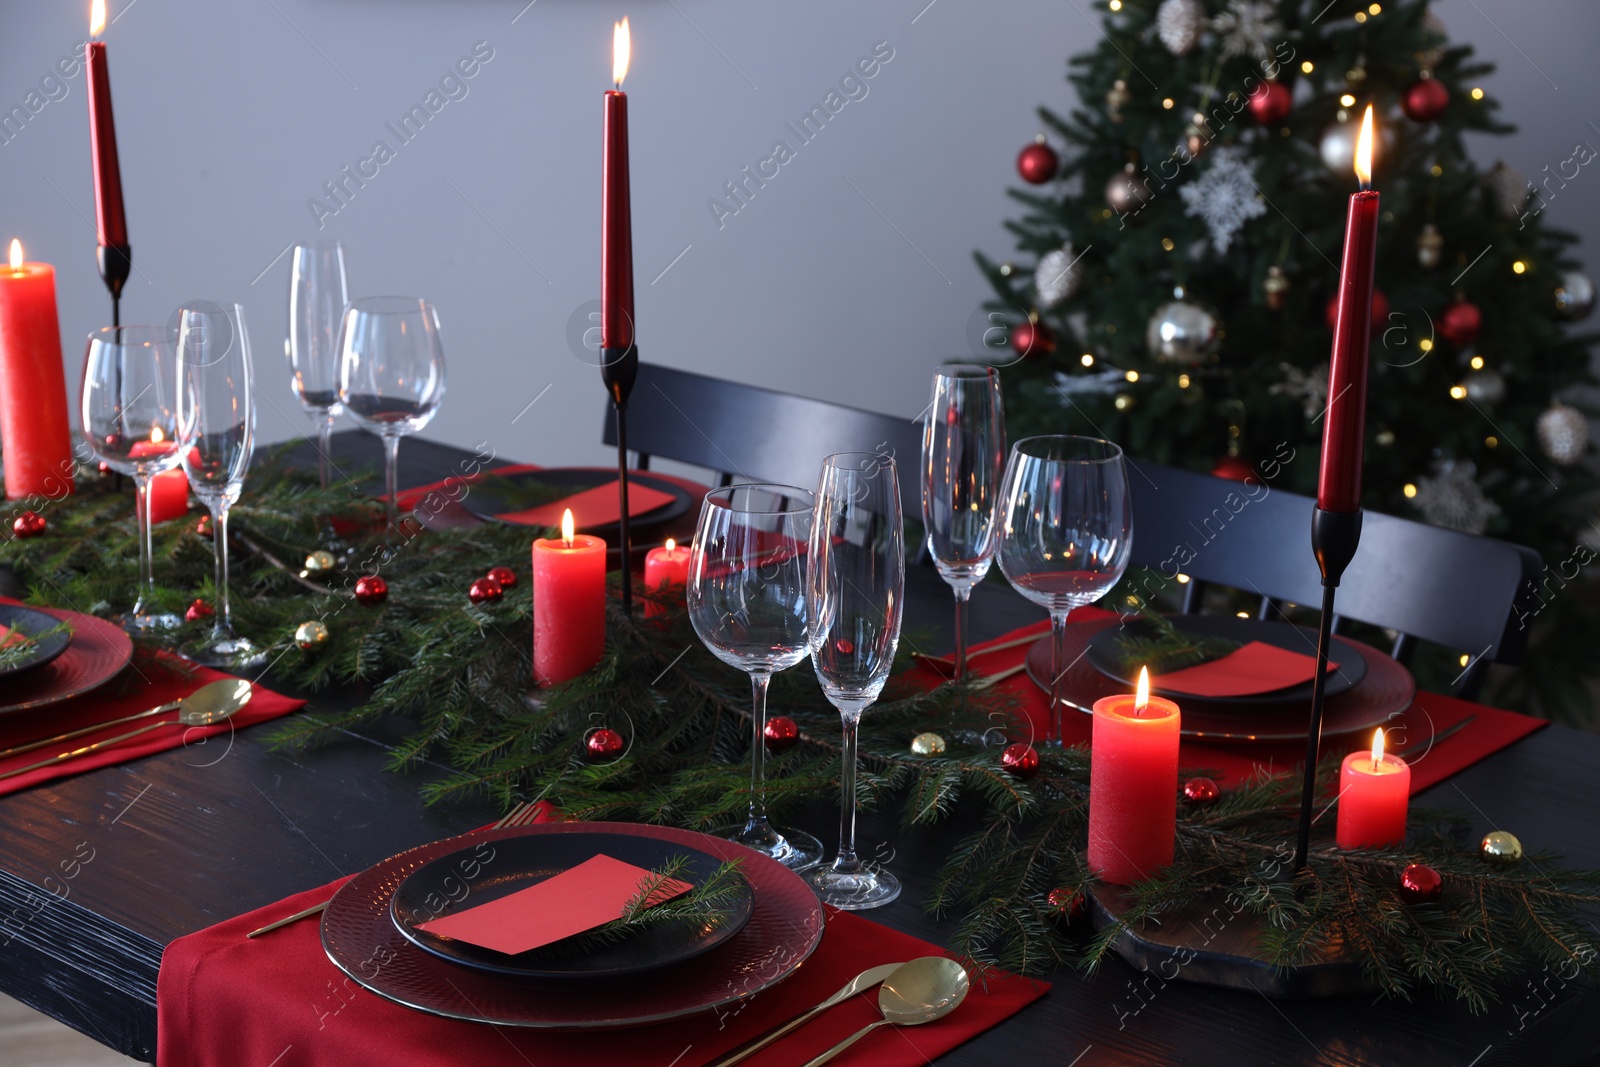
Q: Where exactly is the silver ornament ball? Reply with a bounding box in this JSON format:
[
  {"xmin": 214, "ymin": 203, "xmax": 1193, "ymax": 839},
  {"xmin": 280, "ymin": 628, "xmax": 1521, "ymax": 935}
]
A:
[
  {"xmin": 1105, "ymin": 165, "xmax": 1153, "ymax": 215},
  {"xmin": 1035, "ymin": 245, "xmax": 1084, "ymax": 307},
  {"xmin": 1536, "ymin": 403, "xmax": 1588, "ymax": 466},
  {"xmin": 1554, "ymin": 271, "xmax": 1596, "ymax": 322},
  {"xmin": 1146, "ymin": 290, "xmax": 1222, "ymax": 365},
  {"xmin": 1156, "ymin": 0, "xmax": 1206, "ymax": 56},
  {"xmin": 1488, "ymin": 161, "xmax": 1529, "ymax": 219}
]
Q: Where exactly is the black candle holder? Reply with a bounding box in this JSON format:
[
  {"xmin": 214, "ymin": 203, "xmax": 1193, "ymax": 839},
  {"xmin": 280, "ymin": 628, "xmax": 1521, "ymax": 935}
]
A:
[
  {"xmin": 601, "ymin": 343, "xmax": 639, "ymax": 613},
  {"xmin": 97, "ymin": 243, "xmax": 131, "ymax": 327},
  {"xmin": 1293, "ymin": 506, "xmax": 1365, "ymax": 871}
]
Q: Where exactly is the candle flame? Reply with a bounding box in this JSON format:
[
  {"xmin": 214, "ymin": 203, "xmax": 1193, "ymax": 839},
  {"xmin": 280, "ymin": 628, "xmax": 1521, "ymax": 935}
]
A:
[
  {"xmin": 613, "ymin": 17, "xmax": 631, "ymax": 87},
  {"xmin": 665, "ymin": 538, "xmax": 676, "ymax": 552},
  {"xmin": 561, "ymin": 508, "xmax": 575, "ymax": 546},
  {"xmin": 90, "ymin": 0, "xmax": 106, "ymax": 37},
  {"xmin": 1354, "ymin": 105, "xmax": 1375, "ymax": 187},
  {"xmin": 1135, "ymin": 666, "xmax": 1150, "ymax": 713},
  {"xmin": 1371, "ymin": 727, "xmax": 1386, "ymax": 770},
  {"xmin": 7, "ymin": 240, "xmax": 20, "ymax": 272},
  {"xmin": 150, "ymin": 426, "xmax": 165, "ymax": 445}
]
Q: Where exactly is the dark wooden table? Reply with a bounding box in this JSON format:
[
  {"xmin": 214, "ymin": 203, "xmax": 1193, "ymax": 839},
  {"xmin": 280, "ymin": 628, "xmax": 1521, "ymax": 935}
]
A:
[{"xmin": 1, "ymin": 434, "xmax": 1596, "ymax": 1065}]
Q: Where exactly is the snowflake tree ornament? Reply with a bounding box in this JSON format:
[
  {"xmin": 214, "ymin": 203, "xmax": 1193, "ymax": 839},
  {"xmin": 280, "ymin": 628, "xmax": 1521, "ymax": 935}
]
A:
[
  {"xmin": 1269, "ymin": 361, "xmax": 1329, "ymax": 420},
  {"xmin": 1179, "ymin": 148, "xmax": 1268, "ymax": 253},
  {"xmin": 1415, "ymin": 460, "xmax": 1501, "ymax": 535},
  {"xmin": 1212, "ymin": 1, "xmax": 1283, "ymax": 63},
  {"xmin": 1054, "ymin": 369, "xmax": 1125, "ymax": 404}
]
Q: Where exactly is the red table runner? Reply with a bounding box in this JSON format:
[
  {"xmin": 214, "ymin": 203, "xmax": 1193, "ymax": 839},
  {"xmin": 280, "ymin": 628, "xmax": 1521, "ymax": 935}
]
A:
[
  {"xmin": 158, "ymin": 869, "xmax": 1048, "ymax": 1067},
  {"xmin": 911, "ymin": 611, "xmax": 1546, "ymax": 794}
]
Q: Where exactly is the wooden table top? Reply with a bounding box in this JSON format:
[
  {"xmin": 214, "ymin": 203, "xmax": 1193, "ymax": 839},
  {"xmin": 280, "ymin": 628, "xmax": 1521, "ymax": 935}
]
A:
[{"xmin": 0, "ymin": 433, "xmax": 1595, "ymax": 1065}]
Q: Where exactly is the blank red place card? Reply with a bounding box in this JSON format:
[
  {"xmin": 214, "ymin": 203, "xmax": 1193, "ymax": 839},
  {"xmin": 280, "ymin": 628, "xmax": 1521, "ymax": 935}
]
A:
[
  {"xmin": 415, "ymin": 853, "xmax": 693, "ymax": 955},
  {"xmin": 1151, "ymin": 640, "xmax": 1337, "ymax": 698},
  {"xmin": 497, "ymin": 480, "xmax": 675, "ymax": 527}
]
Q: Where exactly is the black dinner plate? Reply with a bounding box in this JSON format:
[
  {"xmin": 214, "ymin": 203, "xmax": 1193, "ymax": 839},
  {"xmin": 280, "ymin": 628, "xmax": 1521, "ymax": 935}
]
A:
[
  {"xmin": 389, "ymin": 831, "xmax": 755, "ymax": 981},
  {"xmin": 0, "ymin": 604, "xmax": 74, "ymax": 680},
  {"xmin": 1086, "ymin": 614, "xmax": 1368, "ymax": 707},
  {"xmin": 458, "ymin": 467, "xmax": 692, "ymax": 536}
]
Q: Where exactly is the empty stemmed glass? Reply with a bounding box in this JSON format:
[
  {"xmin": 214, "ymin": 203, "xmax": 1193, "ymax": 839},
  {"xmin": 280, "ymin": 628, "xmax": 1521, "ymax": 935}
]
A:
[
  {"xmin": 287, "ymin": 240, "xmax": 349, "ymax": 490},
  {"xmin": 806, "ymin": 452, "xmax": 905, "ymax": 909},
  {"xmin": 176, "ymin": 301, "xmax": 263, "ymax": 669},
  {"xmin": 80, "ymin": 325, "xmax": 185, "ymax": 633},
  {"xmin": 337, "ymin": 297, "xmax": 446, "ymax": 538},
  {"xmin": 996, "ymin": 436, "xmax": 1132, "ymax": 745},
  {"xmin": 920, "ymin": 363, "xmax": 1005, "ymax": 681},
  {"xmin": 687, "ymin": 484, "xmax": 824, "ymax": 872}
]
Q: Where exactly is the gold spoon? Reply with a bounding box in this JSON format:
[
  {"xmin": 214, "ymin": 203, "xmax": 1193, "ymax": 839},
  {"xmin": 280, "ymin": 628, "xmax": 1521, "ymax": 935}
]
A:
[
  {"xmin": 711, "ymin": 962, "xmax": 904, "ymax": 1067},
  {"xmin": 0, "ymin": 680, "xmax": 253, "ymax": 783},
  {"xmin": 0, "ymin": 679, "xmax": 253, "ymax": 763},
  {"xmin": 800, "ymin": 956, "xmax": 970, "ymax": 1067}
]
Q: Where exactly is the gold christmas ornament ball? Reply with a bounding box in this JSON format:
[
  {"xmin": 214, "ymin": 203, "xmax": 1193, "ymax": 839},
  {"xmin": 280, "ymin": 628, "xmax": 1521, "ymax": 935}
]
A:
[
  {"xmin": 910, "ymin": 731, "xmax": 947, "ymax": 757},
  {"xmin": 303, "ymin": 550, "xmax": 337, "ymax": 575},
  {"xmin": 294, "ymin": 620, "xmax": 330, "ymax": 652},
  {"xmin": 1417, "ymin": 223, "xmax": 1443, "ymax": 270},
  {"xmin": 1105, "ymin": 78, "xmax": 1131, "ymax": 123},
  {"xmin": 1480, "ymin": 829, "xmax": 1523, "ymax": 863}
]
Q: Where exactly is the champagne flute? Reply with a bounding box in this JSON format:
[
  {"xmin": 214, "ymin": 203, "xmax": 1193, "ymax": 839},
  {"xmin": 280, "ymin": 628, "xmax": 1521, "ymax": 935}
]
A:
[
  {"xmin": 176, "ymin": 301, "xmax": 263, "ymax": 668},
  {"xmin": 807, "ymin": 452, "xmax": 905, "ymax": 909},
  {"xmin": 337, "ymin": 296, "xmax": 446, "ymax": 536},
  {"xmin": 920, "ymin": 363, "xmax": 1005, "ymax": 680},
  {"xmin": 79, "ymin": 325, "xmax": 184, "ymax": 632},
  {"xmin": 687, "ymin": 484, "xmax": 824, "ymax": 871},
  {"xmin": 287, "ymin": 240, "xmax": 349, "ymax": 490},
  {"xmin": 996, "ymin": 435, "xmax": 1132, "ymax": 745}
]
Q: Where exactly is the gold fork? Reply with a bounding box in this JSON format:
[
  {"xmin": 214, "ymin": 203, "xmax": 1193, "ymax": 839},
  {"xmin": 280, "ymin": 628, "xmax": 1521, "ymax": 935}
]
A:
[{"xmin": 245, "ymin": 799, "xmax": 543, "ymax": 938}]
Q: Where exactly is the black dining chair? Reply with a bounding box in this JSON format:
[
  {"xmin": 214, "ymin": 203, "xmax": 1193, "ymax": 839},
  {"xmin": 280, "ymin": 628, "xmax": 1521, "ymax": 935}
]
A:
[
  {"xmin": 599, "ymin": 362, "xmax": 926, "ymax": 520},
  {"xmin": 1121, "ymin": 458, "xmax": 1543, "ymax": 700}
]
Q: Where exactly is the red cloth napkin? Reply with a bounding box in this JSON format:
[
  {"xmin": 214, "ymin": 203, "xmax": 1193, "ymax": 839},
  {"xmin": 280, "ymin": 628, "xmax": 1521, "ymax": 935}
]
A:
[
  {"xmin": 1153, "ymin": 640, "xmax": 1333, "ymax": 698},
  {"xmin": 396, "ymin": 463, "xmax": 708, "ymax": 524},
  {"xmin": 0, "ymin": 636, "xmax": 304, "ymax": 799},
  {"xmin": 497, "ymin": 479, "xmax": 678, "ymax": 528},
  {"xmin": 158, "ymin": 872, "xmax": 1048, "ymax": 1067},
  {"xmin": 912, "ymin": 610, "xmax": 1545, "ymax": 794}
]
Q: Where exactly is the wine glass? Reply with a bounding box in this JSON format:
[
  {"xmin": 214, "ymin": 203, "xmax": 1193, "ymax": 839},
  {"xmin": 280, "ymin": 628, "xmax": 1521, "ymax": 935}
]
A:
[
  {"xmin": 806, "ymin": 452, "xmax": 905, "ymax": 909},
  {"xmin": 337, "ymin": 297, "xmax": 446, "ymax": 535},
  {"xmin": 287, "ymin": 240, "xmax": 349, "ymax": 490},
  {"xmin": 175, "ymin": 301, "xmax": 263, "ymax": 669},
  {"xmin": 920, "ymin": 363, "xmax": 1005, "ymax": 681},
  {"xmin": 687, "ymin": 484, "xmax": 824, "ymax": 871},
  {"xmin": 996, "ymin": 435, "xmax": 1132, "ymax": 745},
  {"xmin": 79, "ymin": 325, "xmax": 184, "ymax": 633}
]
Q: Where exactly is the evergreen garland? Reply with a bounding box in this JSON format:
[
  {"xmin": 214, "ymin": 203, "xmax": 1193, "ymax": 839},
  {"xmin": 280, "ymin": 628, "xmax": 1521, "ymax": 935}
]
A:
[{"xmin": 3, "ymin": 455, "xmax": 1598, "ymax": 1011}]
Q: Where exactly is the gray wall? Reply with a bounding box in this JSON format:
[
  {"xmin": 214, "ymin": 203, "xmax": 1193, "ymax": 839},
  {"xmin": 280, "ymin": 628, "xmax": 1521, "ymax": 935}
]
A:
[{"xmin": 3, "ymin": 0, "xmax": 1597, "ymax": 470}]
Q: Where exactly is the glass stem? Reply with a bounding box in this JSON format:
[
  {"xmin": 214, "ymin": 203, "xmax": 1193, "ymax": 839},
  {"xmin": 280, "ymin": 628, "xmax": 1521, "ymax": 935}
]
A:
[
  {"xmin": 383, "ymin": 434, "xmax": 402, "ymax": 536},
  {"xmin": 745, "ymin": 671, "xmax": 773, "ymax": 835},
  {"xmin": 211, "ymin": 504, "xmax": 233, "ymax": 640},
  {"xmin": 952, "ymin": 585, "xmax": 972, "ymax": 682},
  {"xmin": 133, "ymin": 474, "xmax": 155, "ymax": 614},
  {"xmin": 317, "ymin": 410, "xmax": 336, "ymax": 490},
  {"xmin": 1048, "ymin": 610, "xmax": 1070, "ymax": 746},
  {"xmin": 834, "ymin": 712, "xmax": 862, "ymax": 873}
]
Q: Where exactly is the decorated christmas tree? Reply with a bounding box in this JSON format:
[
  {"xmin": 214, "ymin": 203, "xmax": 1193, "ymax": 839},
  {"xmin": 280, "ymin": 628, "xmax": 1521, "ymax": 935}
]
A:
[{"xmin": 978, "ymin": 0, "xmax": 1600, "ymax": 720}]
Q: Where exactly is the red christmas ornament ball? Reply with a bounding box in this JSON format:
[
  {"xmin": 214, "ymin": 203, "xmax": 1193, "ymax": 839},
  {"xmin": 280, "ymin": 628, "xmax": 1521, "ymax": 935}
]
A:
[
  {"xmin": 1010, "ymin": 319, "xmax": 1056, "ymax": 361},
  {"xmin": 586, "ymin": 728, "xmax": 626, "ymax": 761},
  {"xmin": 1016, "ymin": 139, "xmax": 1059, "ymax": 185},
  {"xmin": 468, "ymin": 576, "xmax": 504, "ymax": 604},
  {"xmin": 487, "ymin": 566, "xmax": 518, "ymax": 589},
  {"xmin": 1439, "ymin": 299, "xmax": 1482, "ymax": 348},
  {"xmin": 1001, "ymin": 741, "xmax": 1040, "ymax": 779},
  {"xmin": 185, "ymin": 598, "xmax": 214, "ymax": 622},
  {"xmin": 1211, "ymin": 455, "xmax": 1255, "ymax": 483},
  {"xmin": 1402, "ymin": 77, "xmax": 1450, "ymax": 123},
  {"xmin": 1183, "ymin": 776, "xmax": 1221, "ymax": 805},
  {"xmin": 763, "ymin": 715, "xmax": 800, "ymax": 753},
  {"xmin": 1248, "ymin": 80, "xmax": 1293, "ymax": 126},
  {"xmin": 354, "ymin": 574, "xmax": 389, "ymax": 606},
  {"xmin": 1398, "ymin": 862, "xmax": 1444, "ymax": 904},
  {"xmin": 1323, "ymin": 288, "xmax": 1390, "ymax": 333},
  {"xmin": 1046, "ymin": 886, "xmax": 1085, "ymax": 919},
  {"xmin": 11, "ymin": 511, "xmax": 46, "ymax": 538},
  {"xmin": 195, "ymin": 514, "xmax": 213, "ymax": 539}
]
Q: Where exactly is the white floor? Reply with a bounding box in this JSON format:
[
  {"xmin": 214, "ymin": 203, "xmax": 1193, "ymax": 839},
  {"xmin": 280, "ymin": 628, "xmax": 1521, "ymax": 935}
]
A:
[{"xmin": 0, "ymin": 994, "xmax": 142, "ymax": 1067}]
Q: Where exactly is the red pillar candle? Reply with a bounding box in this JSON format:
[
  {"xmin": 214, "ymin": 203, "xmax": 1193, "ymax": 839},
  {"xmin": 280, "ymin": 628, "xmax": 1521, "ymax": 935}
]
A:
[
  {"xmin": 85, "ymin": 1, "xmax": 129, "ymax": 251},
  {"xmin": 1088, "ymin": 669, "xmax": 1181, "ymax": 885},
  {"xmin": 644, "ymin": 538, "xmax": 689, "ymax": 592},
  {"xmin": 532, "ymin": 508, "xmax": 607, "ymax": 687},
  {"xmin": 1335, "ymin": 728, "xmax": 1410, "ymax": 849},
  {"xmin": 601, "ymin": 18, "xmax": 634, "ymax": 351},
  {"xmin": 1317, "ymin": 105, "xmax": 1379, "ymax": 513},
  {"xmin": 127, "ymin": 437, "xmax": 188, "ymax": 523},
  {"xmin": 0, "ymin": 242, "xmax": 76, "ymax": 501}
]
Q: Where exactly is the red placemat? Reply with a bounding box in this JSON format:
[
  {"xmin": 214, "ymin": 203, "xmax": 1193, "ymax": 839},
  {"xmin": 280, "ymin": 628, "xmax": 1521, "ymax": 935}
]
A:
[
  {"xmin": 0, "ymin": 603, "xmax": 305, "ymax": 797},
  {"xmin": 910, "ymin": 609, "xmax": 1545, "ymax": 794},
  {"xmin": 158, "ymin": 870, "xmax": 1048, "ymax": 1067},
  {"xmin": 397, "ymin": 463, "xmax": 709, "ymax": 522}
]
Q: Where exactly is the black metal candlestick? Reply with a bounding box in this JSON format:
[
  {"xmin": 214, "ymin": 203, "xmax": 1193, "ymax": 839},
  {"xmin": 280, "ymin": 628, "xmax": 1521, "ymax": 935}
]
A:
[
  {"xmin": 97, "ymin": 243, "xmax": 131, "ymax": 327},
  {"xmin": 1293, "ymin": 506, "xmax": 1364, "ymax": 871},
  {"xmin": 601, "ymin": 343, "xmax": 638, "ymax": 613}
]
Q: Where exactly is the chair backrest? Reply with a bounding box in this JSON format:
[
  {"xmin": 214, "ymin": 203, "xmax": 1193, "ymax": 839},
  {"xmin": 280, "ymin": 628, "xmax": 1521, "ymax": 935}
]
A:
[
  {"xmin": 1123, "ymin": 458, "xmax": 1542, "ymax": 697},
  {"xmin": 600, "ymin": 362, "xmax": 924, "ymax": 518}
]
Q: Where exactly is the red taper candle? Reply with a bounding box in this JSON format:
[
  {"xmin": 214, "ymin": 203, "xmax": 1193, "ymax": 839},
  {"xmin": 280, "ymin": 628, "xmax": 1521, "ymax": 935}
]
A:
[
  {"xmin": 601, "ymin": 18, "xmax": 634, "ymax": 351},
  {"xmin": 0, "ymin": 242, "xmax": 76, "ymax": 501},
  {"xmin": 1317, "ymin": 106, "xmax": 1379, "ymax": 513},
  {"xmin": 85, "ymin": 1, "xmax": 128, "ymax": 250}
]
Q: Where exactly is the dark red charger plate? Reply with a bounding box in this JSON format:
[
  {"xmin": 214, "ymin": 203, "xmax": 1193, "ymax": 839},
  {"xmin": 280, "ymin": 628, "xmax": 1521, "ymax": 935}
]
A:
[
  {"xmin": 1025, "ymin": 617, "xmax": 1415, "ymax": 742},
  {"xmin": 321, "ymin": 821, "xmax": 826, "ymax": 1029},
  {"xmin": 0, "ymin": 605, "xmax": 134, "ymax": 715}
]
